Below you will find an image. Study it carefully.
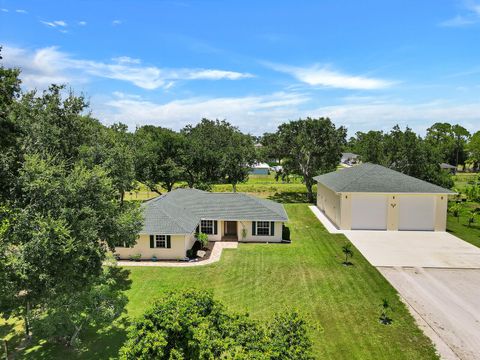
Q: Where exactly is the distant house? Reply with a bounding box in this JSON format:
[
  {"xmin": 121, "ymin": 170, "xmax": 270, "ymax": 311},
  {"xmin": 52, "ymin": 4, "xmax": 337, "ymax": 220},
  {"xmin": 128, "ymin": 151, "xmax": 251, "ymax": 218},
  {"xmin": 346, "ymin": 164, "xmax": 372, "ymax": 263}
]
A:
[
  {"xmin": 250, "ymin": 162, "xmax": 270, "ymax": 175},
  {"xmin": 314, "ymin": 163, "xmax": 454, "ymax": 231},
  {"xmin": 440, "ymin": 163, "xmax": 457, "ymax": 174},
  {"xmin": 271, "ymin": 165, "xmax": 283, "ymax": 173},
  {"xmin": 341, "ymin": 152, "xmax": 359, "ymax": 165},
  {"xmin": 115, "ymin": 189, "xmax": 288, "ymax": 260}
]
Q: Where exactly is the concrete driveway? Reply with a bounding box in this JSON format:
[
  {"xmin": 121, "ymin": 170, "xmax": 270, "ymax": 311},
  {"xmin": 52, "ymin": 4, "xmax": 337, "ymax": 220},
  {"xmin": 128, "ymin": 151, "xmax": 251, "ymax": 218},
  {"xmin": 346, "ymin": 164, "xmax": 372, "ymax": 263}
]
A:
[
  {"xmin": 345, "ymin": 230, "xmax": 480, "ymax": 268},
  {"xmin": 309, "ymin": 206, "xmax": 480, "ymax": 360}
]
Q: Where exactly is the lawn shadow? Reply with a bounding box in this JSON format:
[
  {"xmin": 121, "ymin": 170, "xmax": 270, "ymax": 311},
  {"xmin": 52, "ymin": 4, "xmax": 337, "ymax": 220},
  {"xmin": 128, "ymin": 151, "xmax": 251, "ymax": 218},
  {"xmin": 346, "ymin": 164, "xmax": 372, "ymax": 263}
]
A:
[
  {"xmin": 0, "ymin": 317, "xmax": 24, "ymax": 359},
  {"xmin": 268, "ymin": 192, "xmax": 313, "ymax": 204}
]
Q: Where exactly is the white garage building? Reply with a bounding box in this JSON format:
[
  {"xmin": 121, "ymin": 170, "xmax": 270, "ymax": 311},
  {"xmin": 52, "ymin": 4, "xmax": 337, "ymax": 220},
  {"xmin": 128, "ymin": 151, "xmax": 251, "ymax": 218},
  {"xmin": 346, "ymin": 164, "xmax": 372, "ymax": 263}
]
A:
[{"xmin": 314, "ymin": 163, "xmax": 455, "ymax": 231}]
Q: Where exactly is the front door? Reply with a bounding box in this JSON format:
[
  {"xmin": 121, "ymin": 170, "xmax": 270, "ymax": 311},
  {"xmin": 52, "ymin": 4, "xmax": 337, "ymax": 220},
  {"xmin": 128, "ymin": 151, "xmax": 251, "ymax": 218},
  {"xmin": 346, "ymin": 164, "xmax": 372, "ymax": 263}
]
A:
[{"xmin": 225, "ymin": 221, "xmax": 237, "ymax": 236}]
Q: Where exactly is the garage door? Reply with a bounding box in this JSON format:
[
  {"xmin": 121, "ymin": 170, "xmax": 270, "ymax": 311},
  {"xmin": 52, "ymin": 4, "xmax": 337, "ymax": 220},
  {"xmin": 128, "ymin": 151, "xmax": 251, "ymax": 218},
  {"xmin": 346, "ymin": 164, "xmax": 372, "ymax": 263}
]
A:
[
  {"xmin": 398, "ymin": 196, "xmax": 435, "ymax": 231},
  {"xmin": 351, "ymin": 194, "xmax": 388, "ymax": 230}
]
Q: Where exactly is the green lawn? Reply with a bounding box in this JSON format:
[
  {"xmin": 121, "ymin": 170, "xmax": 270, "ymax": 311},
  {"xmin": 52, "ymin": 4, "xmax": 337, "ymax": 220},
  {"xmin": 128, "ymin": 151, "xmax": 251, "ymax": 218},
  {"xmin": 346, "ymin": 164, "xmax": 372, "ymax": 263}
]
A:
[
  {"xmin": 447, "ymin": 201, "xmax": 480, "ymax": 248},
  {"xmin": 124, "ymin": 174, "xmax": 313, "ymax": 202},
  {"xmin": 6, "ymin": 204, "xmax": 438, "ymax": 359}
]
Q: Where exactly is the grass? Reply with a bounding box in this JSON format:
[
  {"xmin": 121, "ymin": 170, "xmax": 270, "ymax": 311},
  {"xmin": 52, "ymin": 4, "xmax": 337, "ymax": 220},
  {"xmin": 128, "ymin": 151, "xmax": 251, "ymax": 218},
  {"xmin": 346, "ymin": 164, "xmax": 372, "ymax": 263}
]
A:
[
  {"xmin": 3, "ymin": 204, "xmax": 438, "ymax": 359},
  {"xmin": 124, "ymin": 174, "xmax": 314, "ymax": 202},
  {"xmin": 447, "ymin": 201, "xmax": 480, "ymax": 248}
]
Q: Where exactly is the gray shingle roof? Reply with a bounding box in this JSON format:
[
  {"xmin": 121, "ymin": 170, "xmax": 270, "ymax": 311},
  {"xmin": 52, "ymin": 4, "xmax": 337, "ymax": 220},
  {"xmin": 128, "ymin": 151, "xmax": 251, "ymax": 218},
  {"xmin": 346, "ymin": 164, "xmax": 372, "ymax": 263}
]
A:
[
  {"xmin": 314, "ymin": 163, "xmax": 455, "ymax": 194},
  {"xmin": 141, "ymin": 189, "xmax": 288, "ymax": 234}
]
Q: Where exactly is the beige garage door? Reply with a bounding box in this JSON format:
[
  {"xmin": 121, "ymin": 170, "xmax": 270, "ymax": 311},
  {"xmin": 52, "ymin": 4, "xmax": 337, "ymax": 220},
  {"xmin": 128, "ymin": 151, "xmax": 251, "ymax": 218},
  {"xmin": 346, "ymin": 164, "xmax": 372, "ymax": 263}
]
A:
[
  {"xmin": 398, "ymin": 196, "xmax": 435, "ymax": 231},
  {"xmin": 351, "ymin": 194, "xmax": 388, "ymax": 230}
]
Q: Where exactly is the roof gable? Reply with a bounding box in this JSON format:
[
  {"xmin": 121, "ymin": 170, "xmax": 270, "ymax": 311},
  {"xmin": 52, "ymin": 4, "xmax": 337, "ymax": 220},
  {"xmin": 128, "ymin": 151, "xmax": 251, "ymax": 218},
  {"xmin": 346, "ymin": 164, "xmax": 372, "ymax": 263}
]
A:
[{"xmin": 313, "ymin": 163, "xmax": 455, "ymax": 194}]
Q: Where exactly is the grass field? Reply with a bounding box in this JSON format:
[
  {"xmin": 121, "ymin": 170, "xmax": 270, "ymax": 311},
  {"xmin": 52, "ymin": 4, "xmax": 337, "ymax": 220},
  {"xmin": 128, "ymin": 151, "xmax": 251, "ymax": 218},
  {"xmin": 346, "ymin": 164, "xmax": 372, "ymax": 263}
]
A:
[
  {"xmin": 124, "ymin": 174, "xmax": 313, "ymax": 202},
  {"xmin": 447, "ymin": 201, "xmax": 480, "ymax": 248},
  {"xmin": 4, "ymin": 204, "xmax": 438, "ymax": 359}
]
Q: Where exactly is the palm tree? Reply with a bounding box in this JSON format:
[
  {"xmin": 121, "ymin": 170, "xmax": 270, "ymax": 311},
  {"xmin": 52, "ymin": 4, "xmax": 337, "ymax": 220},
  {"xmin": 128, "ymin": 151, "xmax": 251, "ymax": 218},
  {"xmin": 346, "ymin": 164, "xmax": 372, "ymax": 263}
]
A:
[
  {"xmin": 379, "ymin": 298, "xmax": 392, "ymax": 325},
  {"xmin": 342, "ymin": 243, "xmax": 353, "ymax": 265}
]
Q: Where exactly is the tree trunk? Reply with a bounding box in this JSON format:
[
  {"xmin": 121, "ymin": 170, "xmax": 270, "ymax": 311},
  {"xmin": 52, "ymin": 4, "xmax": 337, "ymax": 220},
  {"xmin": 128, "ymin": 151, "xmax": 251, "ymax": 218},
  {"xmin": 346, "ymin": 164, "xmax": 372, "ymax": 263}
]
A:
[
  {"xmin": 305, "ymin": 180, "xmax": 314, "ymax": 203},
  {"xmin": 69, "ymin": 323, "xmax": 83, "ymax": 347},
  {"xmin": 24, "ymin": 302, "xmax": 31, "ymax": 340},
  {"xmin": 120, "ymin": 191, "xmax": 125, "ymax": 205},
  {"xmin": 4, "ymin": 339, "xmax": 8, "ymax": 359},
  {"xmin": 232, "ymin": 183, "xmax": 237, "ymax": 193}
]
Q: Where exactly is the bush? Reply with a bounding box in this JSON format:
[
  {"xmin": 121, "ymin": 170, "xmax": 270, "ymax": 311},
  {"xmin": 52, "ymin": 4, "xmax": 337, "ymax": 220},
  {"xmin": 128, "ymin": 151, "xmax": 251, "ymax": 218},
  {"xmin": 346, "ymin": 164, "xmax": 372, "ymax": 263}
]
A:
[
  {"xmin": 119, "ymin": 290, "xmax": 313, "ymax": 360},
  {"xmin": 282, "ymin": 225, "xmax": 291, "ymax": 241},
  {"xmin": 196, "ymin": 232, "xmax": 209, "ymax": 248},
  {"xmin": 129, "ymin": 253, "xmax": 141, "ymax": 261}
]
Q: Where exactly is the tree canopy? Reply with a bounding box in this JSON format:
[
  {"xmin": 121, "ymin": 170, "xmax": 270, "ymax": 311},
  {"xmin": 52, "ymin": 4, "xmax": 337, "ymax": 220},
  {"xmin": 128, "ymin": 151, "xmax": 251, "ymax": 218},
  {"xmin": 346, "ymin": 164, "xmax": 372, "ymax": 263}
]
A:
[
  {"xmin": 265, "ymin": 117, "xmax": 346, "ymax": 202},
  {"xmin": 119, "ymin": 290, "xmax": 313, "ymax": 360}
]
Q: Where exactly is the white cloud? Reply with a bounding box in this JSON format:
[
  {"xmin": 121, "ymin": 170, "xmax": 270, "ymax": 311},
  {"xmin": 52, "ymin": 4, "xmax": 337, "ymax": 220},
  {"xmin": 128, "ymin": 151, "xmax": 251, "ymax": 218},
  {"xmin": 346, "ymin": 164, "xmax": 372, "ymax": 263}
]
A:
[
  {"xmin": 15, "ymin": 9, "xmax": 27, "ymax": 13},
  {"xmin": 439, "ymin": 15, "xmax": 475, "ymax": 27},
  {"xmin": 2, "ymin": 45, "xmax": 254, "ymax": 90},
  {"xmin": 267, "ymin": 63, "xmax": 393, "ymax": 90},
  {"xmin": 78, "ymin": 21, "xmax": 87, "ymax": 26},
  {"xmin": 41, "ymin": 20, "xmax": 68, "ymax": 28},
  {"xmin": 308, "ymin": 99, "xmax": 480, "ymax": 135},
  {"xmin": 111, "ymin": 56, "xmax": 141, "ymax": 64},
  {"xmin": 96, "ymin": 92, "xmax": 309, "ymax": 133},
  {"xmin": 95, "ymin": 92, "xmax": 480, "ymax": 135},
  {"xmin": 182, "ymin": 69, "xmax": 253, "ymax": 80},
  {"xmin": 439, "ymin": 2, "xmax": 480, "ymax": 27},
  {"xmin": 112, "ymin": 20, "xmax": 122, "ymax": 25},
  {"xmin": 1, "ymin": 8, "xmax": 8, "ymax": 12}
]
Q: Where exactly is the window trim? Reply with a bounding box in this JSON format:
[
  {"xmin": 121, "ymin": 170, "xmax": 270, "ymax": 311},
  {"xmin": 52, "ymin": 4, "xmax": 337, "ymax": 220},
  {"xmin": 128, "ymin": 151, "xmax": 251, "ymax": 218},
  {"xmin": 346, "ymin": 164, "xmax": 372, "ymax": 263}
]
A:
[
  {"xmin": 200, "ymin": 220, "xmax": 214, "ymax": 235},
  {"xmin": 155, "ymin": 235, "xmax": 167, "ymax": 248},
  {"xmin": 255, "ymin": 221, "xmax": 271, "ymax": 236}
]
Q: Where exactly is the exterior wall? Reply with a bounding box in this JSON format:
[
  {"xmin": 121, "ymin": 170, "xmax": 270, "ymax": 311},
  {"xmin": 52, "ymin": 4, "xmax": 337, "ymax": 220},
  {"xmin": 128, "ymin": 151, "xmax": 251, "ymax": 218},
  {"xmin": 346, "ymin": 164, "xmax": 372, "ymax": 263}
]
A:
[
  {"xmin": 387, "ymin": 194, "xmax": 399, "ymax": 230},
  {"xmin": 434, "ymin": 194, "xmax": 448, "ymax": 231},
  {"xmin": 336, "ymin": 192, "xmax": 448, "ymax": 232},
  {"xmin": 115, "ymin": 234, "xmax": 188, "ymax": 260},
  {"xmin": 236, "ymin": 221, "xmax": 283, "ymax": 242},
  {"xmin": 317, "ymin": 183, "xmax": 341, "ymax": 227},
  {"xmin": 339, "ymin": 193, "xmax": 351, "ymax": 229},
  {"xmin": 202, "ymin": 220, "xmax": 223, "ymax": 241}
]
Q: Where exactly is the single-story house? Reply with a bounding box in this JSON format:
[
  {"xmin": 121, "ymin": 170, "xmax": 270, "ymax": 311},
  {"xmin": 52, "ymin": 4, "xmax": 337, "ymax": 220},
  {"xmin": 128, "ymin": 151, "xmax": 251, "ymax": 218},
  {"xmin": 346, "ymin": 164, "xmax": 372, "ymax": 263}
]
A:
[
  {"xmin": 314, "ymin": 163, "xmax": 455, "ymax": 231},
  {"xmin": 115, "ymin": 188, "xmax": 288, "ymax": 260},
  {"xmin": 440, "ymin": 163, "xmax": 457, "ymax": 174},
  {"xmin": 250, "ymin": 162, "xmax": 270, "ymax": 175},
  {"xmin": 341, "ymin": 152, "xmax": 359, "ymax": 165}
]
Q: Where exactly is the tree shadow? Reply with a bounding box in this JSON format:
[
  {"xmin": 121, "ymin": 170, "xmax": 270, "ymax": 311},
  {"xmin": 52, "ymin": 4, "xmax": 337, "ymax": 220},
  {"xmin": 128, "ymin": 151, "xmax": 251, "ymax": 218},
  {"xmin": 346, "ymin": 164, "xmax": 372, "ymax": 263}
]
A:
[
  {"xmin": 109, "ymin": 266, "xmax": 132, "ymax": 292},
  {"xmin": 0, "ymin": 318, "xmax": 24, "ymax": 359},
  {"xmin": 11, "ymin": 266, "xmax": 133, "ymax": 359},
  {"xmin": 267, "ymin": 192, "xmax": 313, "ymax": 204}
]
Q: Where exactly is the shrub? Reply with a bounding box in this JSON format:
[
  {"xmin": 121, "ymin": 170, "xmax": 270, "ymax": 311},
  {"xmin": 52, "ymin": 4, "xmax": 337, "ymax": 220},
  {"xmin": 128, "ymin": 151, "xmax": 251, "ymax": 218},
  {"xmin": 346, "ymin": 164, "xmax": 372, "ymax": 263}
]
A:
[
  {"xmin": 448, "ymin": 203, "xmax": 463, "ymax": 222},
  {"xmin": 129, "ymin": 253, "xmax": 141, "ymax": 262},
  {"xmin": 282, "ymin": 225, "xmax": 291, "ymax": 241},
  {"xmin": 119, "ymin": 290, "xmax": 313, "ymax": 360},
  {"xmin": 196, "ymin": 232, "xmax": 209, "ymax": 248}
]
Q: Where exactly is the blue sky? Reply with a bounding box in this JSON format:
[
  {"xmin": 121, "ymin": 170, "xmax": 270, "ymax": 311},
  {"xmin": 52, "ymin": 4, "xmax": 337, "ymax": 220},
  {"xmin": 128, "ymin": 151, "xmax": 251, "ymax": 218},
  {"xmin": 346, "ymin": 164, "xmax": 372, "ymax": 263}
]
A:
[{"xmin": 1, "ymin": 0, "xmax": 480, "ymax": 135}]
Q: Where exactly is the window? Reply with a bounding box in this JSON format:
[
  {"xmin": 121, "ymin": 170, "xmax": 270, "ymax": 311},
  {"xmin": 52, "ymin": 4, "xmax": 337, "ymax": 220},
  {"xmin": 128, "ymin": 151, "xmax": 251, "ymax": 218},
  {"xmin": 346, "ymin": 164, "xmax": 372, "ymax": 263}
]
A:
[
  {"xmin": 155, "ymin": 235, "xmax": 167, "ymax": 248},
  {"xmin": 256, "ymin": 221, "xmax": 271, "ymax": 236},
  {"xmin": 201, "ymin": 220, "xmax": 214, "ymax": 235}
]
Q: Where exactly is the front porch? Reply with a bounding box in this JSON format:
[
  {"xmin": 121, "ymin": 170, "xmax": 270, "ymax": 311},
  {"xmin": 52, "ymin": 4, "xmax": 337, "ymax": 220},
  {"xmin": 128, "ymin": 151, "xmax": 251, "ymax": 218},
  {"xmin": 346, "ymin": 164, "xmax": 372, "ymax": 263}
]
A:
[{"xmin": 221, "ymin": 220, "xmax": 239, "ymax": 241}]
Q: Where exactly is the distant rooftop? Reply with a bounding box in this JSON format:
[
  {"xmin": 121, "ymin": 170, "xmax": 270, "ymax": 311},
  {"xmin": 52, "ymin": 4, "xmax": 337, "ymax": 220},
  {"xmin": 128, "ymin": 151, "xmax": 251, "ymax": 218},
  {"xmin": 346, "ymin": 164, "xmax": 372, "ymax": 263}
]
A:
[{"xmin": 314, "ymin": 163, "xmax": 455, "ymax": 194}]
